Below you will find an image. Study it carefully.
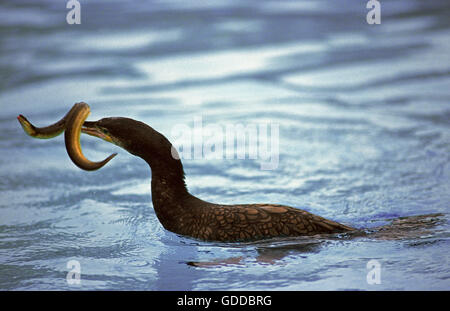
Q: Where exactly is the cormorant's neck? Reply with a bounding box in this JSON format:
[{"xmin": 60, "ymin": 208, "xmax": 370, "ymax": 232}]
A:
[
  {"xmin": 147, "ymin": 158, "xmax": 191, "ymax": 232},
  {"xmin": 148, "ymin": 158, "xmax": 188, "ymax": 199},
  {"xmin": 125, "ymin": 124, "xmax": 193, "ymax": 231},
  {"xmin": 132, "ymin": 127, "xmax": 189, "ymax": 200}
]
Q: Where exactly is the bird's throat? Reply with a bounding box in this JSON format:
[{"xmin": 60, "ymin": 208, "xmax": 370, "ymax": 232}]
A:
[{"xmin": 149, "ymin": 163, "xmax": 190, "ymax": 231}]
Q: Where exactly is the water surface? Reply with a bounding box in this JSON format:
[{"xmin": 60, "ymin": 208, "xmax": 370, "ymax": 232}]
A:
[{"xmin": 0, "ymin": 0, "xmax": 449, "ymax": 290}]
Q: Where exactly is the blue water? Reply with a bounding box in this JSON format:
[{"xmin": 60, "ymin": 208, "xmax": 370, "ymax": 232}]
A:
[{"xmin": 0, "ymin": 0, "xmax": 449, "ymax": 290}]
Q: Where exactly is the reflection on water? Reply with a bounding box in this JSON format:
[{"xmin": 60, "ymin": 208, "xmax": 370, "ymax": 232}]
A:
[{"xmin": 0, "ymin": 0, "xmax": 449, "ymax": 290}]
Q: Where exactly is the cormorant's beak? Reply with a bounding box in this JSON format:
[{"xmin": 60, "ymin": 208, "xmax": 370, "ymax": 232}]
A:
[{"xmin": 81, "ymin": 121, "xmax": 114, "ymax": 143}]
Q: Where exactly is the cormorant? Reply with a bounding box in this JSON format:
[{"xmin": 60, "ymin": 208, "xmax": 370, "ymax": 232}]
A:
[{"xmin": 18, "ymin": 103, "xmax": 354, "ymax": 242}]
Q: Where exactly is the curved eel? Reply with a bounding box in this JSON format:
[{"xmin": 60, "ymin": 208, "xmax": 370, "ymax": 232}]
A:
[
  {"xmin": 64, "ymin": 103, "xmax": 117, "ymax": 171},
  {"xmin": 17, "ymin": 104, "xmax": 80, "ymax": 139},
  {"xmin": 18, "ymin": 102, "xmax": 116, "ymax": 171}
]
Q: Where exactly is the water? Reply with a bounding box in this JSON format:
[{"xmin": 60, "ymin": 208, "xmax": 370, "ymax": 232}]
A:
[{"xmin": 1, "ymin": 0, "xmax": 449, "ymax": 290}]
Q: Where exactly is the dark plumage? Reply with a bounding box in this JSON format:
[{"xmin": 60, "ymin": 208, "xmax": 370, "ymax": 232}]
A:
[{"xmin": 82, "ymin": 117, "xmax": 354, "ymax": 242}]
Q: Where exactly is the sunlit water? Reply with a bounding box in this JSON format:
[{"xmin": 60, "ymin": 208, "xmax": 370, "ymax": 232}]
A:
[{"xmin": 0, "ymin": 0, "xmax": 449, "ymax": 290}]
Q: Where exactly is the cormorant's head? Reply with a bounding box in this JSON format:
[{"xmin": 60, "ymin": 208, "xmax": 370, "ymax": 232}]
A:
[
  {"xmin": 82, "ymin": 117, "xmax": 175, "ymax": 163},
  {"xmin": 18, "ymin": 103, "xmax": 182, "ymax": 173}
]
